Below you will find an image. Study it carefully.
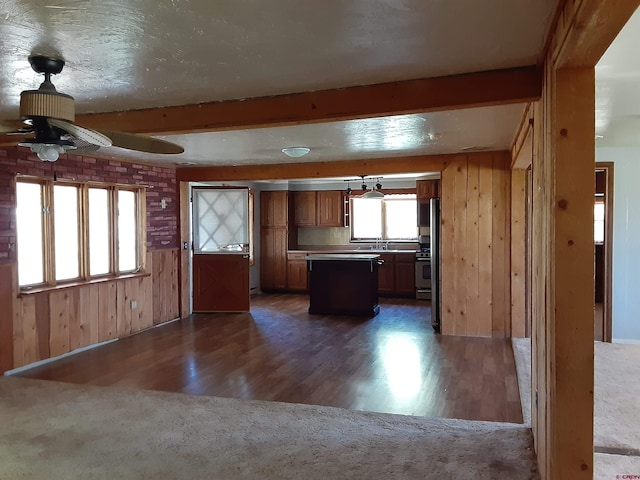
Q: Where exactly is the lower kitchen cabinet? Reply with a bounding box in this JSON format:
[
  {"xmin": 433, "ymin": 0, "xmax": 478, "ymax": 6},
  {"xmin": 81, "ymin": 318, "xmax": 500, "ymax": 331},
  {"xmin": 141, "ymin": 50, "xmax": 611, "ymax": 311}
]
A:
[
  {"xmin": 395, "ymin": 255, "xmax": 416, "ymax": 296},
  {"xmin": 377, "ymin": 253, "xmax": 395, "ymax": 294},
  {"xmin": 260, "ymin": 227, "xmax": 288, "ymax": 290},
  {"xmin": 287, "ymin": 253, "xmax": 308, "ymax": 291}
]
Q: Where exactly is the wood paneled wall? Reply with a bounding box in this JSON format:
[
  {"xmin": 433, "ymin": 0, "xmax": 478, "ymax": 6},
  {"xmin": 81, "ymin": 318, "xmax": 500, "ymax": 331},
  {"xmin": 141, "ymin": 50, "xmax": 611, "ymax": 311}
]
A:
[
  {"xmin": 510, "ymin": 169, "xmax": 527, "ymax": 337},
  {"xmin": 4, "ymin": 248, "xmax": 180, "ymax": 372},
  {"xmin": 440, "ymin": 152, "xmax": 511, "ymax": 337},
  {"xmin": 149, "ymin": 249, "xmax": 180, "ymax": 325}
]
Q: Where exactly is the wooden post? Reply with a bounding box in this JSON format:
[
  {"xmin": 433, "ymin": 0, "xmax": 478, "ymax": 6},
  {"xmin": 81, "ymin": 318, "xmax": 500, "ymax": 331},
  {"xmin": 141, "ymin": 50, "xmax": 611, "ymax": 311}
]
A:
[{"xmin": 549, "ymin": 67, "xmax": 595, "ymax": 479}]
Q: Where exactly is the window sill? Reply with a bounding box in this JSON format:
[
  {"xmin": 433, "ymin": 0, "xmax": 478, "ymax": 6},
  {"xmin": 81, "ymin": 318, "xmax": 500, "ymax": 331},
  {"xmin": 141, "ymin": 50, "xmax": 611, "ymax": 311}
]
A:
[{"xmin": 19, "ymin": 272, "xmax": 151, "ymax": 296}]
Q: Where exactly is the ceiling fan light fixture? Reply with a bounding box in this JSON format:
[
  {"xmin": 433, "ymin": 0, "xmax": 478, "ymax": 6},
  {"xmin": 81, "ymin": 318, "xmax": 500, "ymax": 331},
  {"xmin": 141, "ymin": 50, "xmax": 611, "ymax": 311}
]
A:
[
  {"xmin": 282, "ymin": 146, "xmax": 310, "ymax": 158},
  {"xmin": 28, "ymin": 143, "xmax": 66, "ymax": 162}
]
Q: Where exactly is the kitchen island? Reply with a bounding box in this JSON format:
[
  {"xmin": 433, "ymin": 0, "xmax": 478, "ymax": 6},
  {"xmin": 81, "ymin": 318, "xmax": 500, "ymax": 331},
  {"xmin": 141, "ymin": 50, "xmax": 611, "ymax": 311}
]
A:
[{"xmin": 306, "ymin": 254, "xmax": 381, "ymax": 316}]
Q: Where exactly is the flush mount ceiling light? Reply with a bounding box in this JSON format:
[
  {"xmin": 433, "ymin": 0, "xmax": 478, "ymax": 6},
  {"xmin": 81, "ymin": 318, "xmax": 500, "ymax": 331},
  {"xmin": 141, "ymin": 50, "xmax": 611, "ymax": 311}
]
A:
[{"xmin": 281, "ymin": 146, "xmax": 310, "ymax": 158}]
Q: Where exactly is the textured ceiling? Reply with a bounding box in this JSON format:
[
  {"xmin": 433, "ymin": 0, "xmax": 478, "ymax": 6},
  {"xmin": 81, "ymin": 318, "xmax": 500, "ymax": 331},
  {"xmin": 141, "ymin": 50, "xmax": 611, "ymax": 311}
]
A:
[{"xmin": 0, "ymin": 1, "xmax": 560, "ymax": 166}]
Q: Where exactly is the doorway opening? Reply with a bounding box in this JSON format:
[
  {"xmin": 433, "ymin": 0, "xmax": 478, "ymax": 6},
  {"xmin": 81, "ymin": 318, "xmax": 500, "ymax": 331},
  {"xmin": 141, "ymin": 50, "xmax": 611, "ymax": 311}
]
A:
[{"xmin": 595, "ymin": 163, "xmax": 614, "ymax": 342}]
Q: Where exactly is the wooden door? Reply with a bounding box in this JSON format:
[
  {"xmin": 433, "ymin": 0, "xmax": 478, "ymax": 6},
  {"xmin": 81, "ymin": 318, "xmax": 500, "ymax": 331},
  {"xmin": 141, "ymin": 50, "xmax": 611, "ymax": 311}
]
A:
[
  {"xmin": 192, "ymin": 187, "xmax": 250, "ymax": 312},
  {"xmin": 193, "ymin": 254, "xmax": 249, "ymax": 312}
]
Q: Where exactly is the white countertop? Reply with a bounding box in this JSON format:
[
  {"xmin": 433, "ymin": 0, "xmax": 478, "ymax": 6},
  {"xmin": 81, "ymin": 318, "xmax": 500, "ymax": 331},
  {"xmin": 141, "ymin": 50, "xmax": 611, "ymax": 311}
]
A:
[{"xmin": 305, "ymin": 254, "xmax": 381, "ymax": 261}]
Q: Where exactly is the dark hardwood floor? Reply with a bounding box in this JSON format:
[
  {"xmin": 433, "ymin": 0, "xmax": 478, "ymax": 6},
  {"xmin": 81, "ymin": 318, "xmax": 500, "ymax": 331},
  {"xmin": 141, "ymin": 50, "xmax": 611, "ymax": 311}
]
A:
[{"xmin": 15, "ymin": 293, "xmax": 523, "ymax": 423}]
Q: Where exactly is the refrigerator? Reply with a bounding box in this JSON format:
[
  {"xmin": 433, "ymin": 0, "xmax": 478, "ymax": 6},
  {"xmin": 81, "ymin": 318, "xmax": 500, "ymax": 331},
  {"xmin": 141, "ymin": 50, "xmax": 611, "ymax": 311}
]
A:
[{"xmin": 430, "ymin": 198, "xmax": 441, "ymax": 333}]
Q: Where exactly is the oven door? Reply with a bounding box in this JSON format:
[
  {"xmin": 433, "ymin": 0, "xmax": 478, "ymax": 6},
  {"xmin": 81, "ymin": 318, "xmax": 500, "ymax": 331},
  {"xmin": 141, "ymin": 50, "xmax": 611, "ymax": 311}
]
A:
[{"xmin": 415, "ymin": 257, "xmax": 432, "ymax": 299}]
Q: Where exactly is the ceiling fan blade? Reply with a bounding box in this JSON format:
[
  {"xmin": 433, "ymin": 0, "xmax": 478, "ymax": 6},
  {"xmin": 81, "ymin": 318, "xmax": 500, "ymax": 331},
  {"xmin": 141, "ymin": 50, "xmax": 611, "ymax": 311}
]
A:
[
  {"xmin": 48, "ymin": 118, "xmax": 112, "ymax": 147},
  {"xmin": 0, "ymin": 119, "xmax": 26, "ymax": 134},
  {"xmin": 97, "ymin": 130, "xmax": 184, "ymax": 154}
]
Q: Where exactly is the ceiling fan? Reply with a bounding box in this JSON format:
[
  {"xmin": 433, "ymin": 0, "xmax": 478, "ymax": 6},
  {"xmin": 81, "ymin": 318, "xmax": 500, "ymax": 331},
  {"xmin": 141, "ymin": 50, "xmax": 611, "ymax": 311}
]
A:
[{"xmin": 0, "ymin": 55, "xmax": 184, "ymax": 162}]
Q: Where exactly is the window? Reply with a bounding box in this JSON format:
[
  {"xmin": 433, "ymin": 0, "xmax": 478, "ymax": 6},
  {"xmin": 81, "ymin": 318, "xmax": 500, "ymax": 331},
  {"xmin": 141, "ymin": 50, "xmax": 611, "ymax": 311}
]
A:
[
  {"xmin": 350, "ymin": 194, "xmax": 418, "ymax": 241},
  {"xmin": 16, "ymin": 179, "xmax": 144, "ymax": 288},
  {"xmin": 594, "ymin": 201, "xmax": 605, "ymax": 244}
]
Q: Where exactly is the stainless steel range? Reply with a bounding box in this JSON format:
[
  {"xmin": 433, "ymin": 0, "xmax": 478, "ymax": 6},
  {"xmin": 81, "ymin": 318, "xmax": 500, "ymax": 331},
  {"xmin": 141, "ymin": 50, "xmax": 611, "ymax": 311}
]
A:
[{"xmin": 415, "ymin": 249, "xmax": 432, "ymax": 300}]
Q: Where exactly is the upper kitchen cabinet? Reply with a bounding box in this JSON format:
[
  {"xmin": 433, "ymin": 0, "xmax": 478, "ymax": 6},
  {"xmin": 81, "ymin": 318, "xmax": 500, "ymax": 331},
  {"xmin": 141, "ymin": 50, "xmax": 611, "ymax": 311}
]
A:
[
  {"xmin": 416, "ymin": 180, "xmax": 440, "ymax": 202},
  {"xmin": 261, "ymin": 191, "xmax": 288, "ymax": 227},
  {"xmin": 293, "ymin": 190, "xmax": 344, "ymax": 227},
  {"xmin": 317, "ymin": 191, "xmax": 343, "ymax": 227},
  {"xmin": 293, "ymin": 191, "xmax": 317, "ymax": 226}
]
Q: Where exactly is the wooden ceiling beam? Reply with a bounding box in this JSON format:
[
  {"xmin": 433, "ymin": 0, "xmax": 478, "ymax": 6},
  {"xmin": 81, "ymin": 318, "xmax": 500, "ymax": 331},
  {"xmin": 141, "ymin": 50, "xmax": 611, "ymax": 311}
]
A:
[
  {"xmin": 550, "ymin": 0, "xmax": 640, "ymax": 67},
  {"xmin": 76, "ymin": 66, "xmax": 542, "ymax": 136},
  {"xmin": 175, "ymin": 151, "xmax": 507, "ymax": 182}
]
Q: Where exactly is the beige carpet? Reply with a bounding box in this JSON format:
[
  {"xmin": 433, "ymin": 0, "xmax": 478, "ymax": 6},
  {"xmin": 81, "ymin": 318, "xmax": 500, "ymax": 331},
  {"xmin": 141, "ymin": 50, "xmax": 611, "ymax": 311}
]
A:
[
  {"xmin": 0, "ymin": 376, "xmax": 539, "ymax": 479},
  {"xmin": 511, "ymin": 338, "xmax": 640, "ymax": 479}
]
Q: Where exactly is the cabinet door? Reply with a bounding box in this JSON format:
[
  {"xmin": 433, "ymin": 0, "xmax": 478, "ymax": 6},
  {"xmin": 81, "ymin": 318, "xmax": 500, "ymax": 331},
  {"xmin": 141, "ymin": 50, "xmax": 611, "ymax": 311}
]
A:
[
  {"xmin": 287, "ymin": 260, "xmax": 308, "ymax": 291},
  {"xmin": 294, "ymin": 191, "xmax": 317, "ymax": 226},
  {"xmin": 377, "ymin": 254, "xmax": 395, "ymax": 294},
  {"xmin": 260, "ymin": 191, "xmax": 288, "ymax": 227},
  {"xmin": 260, "ymin": 227, "xmax": 287, "ymax": 290},
  {"xmin": 394, "ymin": 258, "xmax": 416, "ymax": 296},
  {"xmin": 317, "ymin": 191, "xmax": 344, "ymax": 227},
  {"xmin": 416, "ymin": 180, "xmax": 439, "ymax": 201}
]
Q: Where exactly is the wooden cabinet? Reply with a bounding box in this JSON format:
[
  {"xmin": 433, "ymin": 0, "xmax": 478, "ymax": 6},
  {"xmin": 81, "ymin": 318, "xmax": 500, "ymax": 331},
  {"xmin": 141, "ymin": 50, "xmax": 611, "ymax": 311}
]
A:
[
  {"xmin": 316, "ymin": 191, "xmax": 343, "ymax": 227},
  {"xmin": 394, "ymin": 254, "xmax": 416, "ymax": 296},
  {"xmin": 377, "ymin": 253, "xmax": 395, "ymax": 294},
  {"xmin": 260, "ymin": 191, "xmax": 289, "ymax": 291},
  {"xmin": 287, "ymin": 253, "xmax": 308, "ymax": 291},
  {"xmin": 293, "ymin": 190, "xmax": 344, "ymax": 227},
  {"xmin": 260, "ymin": 191, "xmax": 288, "ymax": 227},
  {"xmin": 261, "ymin": 227, "xmax": 288, "ymax": 290},
  {"xmin": 293, "ymin": 191, "xmax": 317, "ymax": 226},
  {"xmin": 417, "ymin": 180, "xmax": 439, "ymax": 201}
]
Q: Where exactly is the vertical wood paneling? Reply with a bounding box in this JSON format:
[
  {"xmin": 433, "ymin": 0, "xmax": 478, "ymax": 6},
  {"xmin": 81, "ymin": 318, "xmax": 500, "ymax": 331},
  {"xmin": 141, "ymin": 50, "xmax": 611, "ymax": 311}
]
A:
[
  {"xmin": 452, "ymin": 156, "xmax": 468, "ymax": 335},
  {"xmin": 137, "ymin": 275, "xmax": 153, "ymax": 330},
  {"xmin": 491, "ymin": 155, "xmax": 510, "ymax": 337},
  {"xmin": 151, "ymin": 249, "xmax": 180, "ymax": 325},
  {"xmin": 0, "ymin": 263, "xmax": 14, "ymax": 372},
  {"xmin": 67, "ymin": 289, "xmax": 81, "ymax": 352},
  {"xmin": 478, "ymin": 157, "xmax": 494, "ymax": 335},
  {"xmin": 48, "ymin": 291, "xmax": 71, "ymax": 357},
  {"xmin": 440, "ymin": 157, "xmax": 456, "ymax": 334},
  {"xmin": 79, "ymin": 284, "xmax": 100, "ymax": 348},
  {"xmin": 179, "ymin": 181, "xmax": 190, "ymax": 319},
  {"xmin": 98, "ymin": 282, "xmax": 117, "ymax": 341},
  {"xmin": 465, "ymin": 156, "xmax": 480, "ymax": 336},
  {"xmin": 117, "ymin": 280, "xmax": 133, "ymax": 337},
  {"xmin": 440, "ymin": 153, "xmax": 511, "ymax": 337},
  {"xmin": 34, "ymin": 293, "xmax": 50, "ymax": 360},
  {"xmin": 511, "ymin": 169, "xmax": 527, "ymax": 337}
]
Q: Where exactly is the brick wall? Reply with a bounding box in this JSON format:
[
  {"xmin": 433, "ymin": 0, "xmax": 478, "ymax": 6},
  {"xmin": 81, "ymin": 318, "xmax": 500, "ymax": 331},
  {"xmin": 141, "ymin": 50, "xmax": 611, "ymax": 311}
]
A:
[{"xmin": 0, "ymin": 147, "xmax": 178, "ymax": 263}]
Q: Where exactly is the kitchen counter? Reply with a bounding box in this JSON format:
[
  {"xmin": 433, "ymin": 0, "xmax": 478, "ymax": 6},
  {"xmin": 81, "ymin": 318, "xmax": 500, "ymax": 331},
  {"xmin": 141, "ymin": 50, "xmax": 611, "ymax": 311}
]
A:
[
  {"xmin": 305, "ymin": 253, "xmax": 380, "ymax": 261},
  {"xmin": 306, "ymin": 254, "xmax": 381, "ymax": 317}
]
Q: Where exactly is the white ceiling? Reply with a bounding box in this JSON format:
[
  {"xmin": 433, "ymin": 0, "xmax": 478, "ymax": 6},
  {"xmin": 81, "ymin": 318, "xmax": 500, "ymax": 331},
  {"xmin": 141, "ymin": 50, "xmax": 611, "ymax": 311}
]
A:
[{"xmin": 0, "ymin": 1, "xmax": 562, "ymax": 166}]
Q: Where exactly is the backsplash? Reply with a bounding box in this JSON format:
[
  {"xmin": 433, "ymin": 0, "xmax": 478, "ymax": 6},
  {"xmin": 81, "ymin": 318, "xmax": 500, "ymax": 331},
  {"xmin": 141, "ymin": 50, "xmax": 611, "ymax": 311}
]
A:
[{"xmin": 297, "ymin": 227, "xmax": 351, "ymax": 245}]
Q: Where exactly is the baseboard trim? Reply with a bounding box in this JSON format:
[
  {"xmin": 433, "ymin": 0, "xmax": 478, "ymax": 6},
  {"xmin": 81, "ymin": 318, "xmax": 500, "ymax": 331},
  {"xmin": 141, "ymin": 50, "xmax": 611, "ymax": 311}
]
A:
[
  {"xmin": 4, "ymin": 338, "xmax": 118, "ymax": 376},
  {"xmin": 612, "ymin": 338, "xmax": 640, "ymax": 344}
]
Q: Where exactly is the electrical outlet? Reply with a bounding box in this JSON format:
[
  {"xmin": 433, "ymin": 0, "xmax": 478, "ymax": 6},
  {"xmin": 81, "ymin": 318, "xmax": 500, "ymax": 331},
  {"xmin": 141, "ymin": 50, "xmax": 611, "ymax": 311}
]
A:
[
  {"xmin": 130, "ymin": 300, "xmax": 137, "ymax": 309},
  {"xmin": 183, "ymin": 241, "xmax": 189, "ymax": 250}
]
